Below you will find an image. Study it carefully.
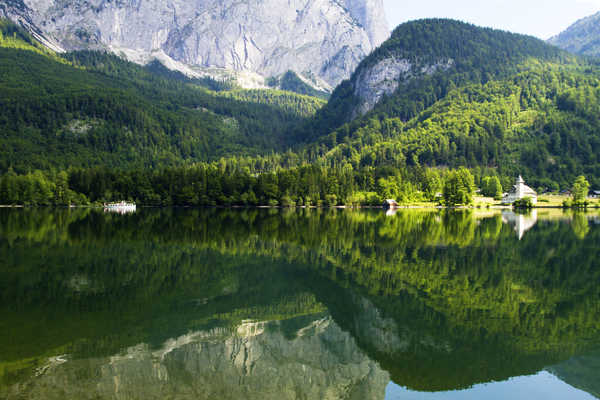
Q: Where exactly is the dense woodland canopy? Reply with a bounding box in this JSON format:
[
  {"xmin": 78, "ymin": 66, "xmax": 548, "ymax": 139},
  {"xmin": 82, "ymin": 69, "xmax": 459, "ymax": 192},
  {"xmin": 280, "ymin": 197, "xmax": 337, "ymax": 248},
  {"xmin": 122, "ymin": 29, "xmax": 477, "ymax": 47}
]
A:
[
  {"xmin": 1, "ymin": 18, "xmax": 600, "ymax": 204},
  {"xmin": 0, "ymin": 162, "xmax": 486, "ymax": 206},
  {"xmin": 304, "ymin": 20, "xmax": 600, "ymax": 189},
  {"xmin": 0, "ymin": 20, "xmax": 325, "ymax": 171}
]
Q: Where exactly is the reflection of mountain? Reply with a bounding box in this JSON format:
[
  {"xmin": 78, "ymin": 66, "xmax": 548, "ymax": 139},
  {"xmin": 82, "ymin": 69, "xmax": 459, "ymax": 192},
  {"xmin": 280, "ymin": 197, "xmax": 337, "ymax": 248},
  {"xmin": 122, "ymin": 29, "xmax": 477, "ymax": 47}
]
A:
[
  {"xmin": 1, "ymin": 208, "xmax": 599, "ymax": 398},
  {"xmin": 2, "ymin": 315, "xmax": 389, "ymax": 400},
  {"xmin": 502, "ymin": 210, "xmax": 538, "ymax": 239},
  {"xmin": 548, "ymin": 351, "xmax": 600, "ymax": 399},
  {"xmin": 312, "ymin": 277, "xmax": 588, "ymax": 393}
]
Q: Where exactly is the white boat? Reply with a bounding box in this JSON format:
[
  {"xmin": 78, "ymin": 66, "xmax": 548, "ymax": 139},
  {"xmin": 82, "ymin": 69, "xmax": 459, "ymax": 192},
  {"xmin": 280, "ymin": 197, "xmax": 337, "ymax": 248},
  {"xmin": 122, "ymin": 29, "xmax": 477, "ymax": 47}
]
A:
[{"xmin": 103, "ymin": 201, "xmax": 137, "ymax": 214}]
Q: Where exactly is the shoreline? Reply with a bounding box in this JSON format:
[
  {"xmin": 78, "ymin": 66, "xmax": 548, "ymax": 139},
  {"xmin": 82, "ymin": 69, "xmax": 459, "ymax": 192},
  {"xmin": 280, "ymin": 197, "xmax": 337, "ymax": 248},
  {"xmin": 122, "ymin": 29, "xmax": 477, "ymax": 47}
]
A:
[{"xmin": 1, "ymin": 204, "xmax": 598, "ymax": 210}]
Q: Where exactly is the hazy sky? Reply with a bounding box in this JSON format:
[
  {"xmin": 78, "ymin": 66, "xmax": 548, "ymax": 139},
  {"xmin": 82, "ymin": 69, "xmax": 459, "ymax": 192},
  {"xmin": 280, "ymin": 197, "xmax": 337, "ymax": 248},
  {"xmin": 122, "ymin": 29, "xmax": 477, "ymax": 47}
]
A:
[{"xmin": 383, "ymin": 0, "xmax": 600, "ymax": 39}]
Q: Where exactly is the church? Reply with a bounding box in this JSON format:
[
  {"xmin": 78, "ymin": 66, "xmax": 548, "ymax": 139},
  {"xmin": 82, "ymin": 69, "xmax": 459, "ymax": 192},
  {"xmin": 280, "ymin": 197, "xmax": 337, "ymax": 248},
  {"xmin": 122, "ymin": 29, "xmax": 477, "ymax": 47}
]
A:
[{"xmin": 502, "ymin": 176, "xmax": 537, "ymax": 205}]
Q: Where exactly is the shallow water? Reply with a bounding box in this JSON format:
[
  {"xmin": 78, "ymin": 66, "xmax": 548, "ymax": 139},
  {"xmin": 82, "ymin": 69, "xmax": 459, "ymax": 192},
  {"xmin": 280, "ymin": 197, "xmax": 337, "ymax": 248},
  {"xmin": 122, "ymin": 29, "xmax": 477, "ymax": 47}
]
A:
[{"xmin": 1, "ymin": 208, "xmax": 599, "ymax": 399}]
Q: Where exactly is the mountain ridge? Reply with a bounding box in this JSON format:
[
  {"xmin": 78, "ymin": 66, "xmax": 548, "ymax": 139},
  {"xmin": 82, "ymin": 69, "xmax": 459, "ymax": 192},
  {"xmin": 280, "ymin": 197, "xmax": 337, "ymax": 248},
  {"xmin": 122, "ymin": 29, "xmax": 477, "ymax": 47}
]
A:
[
  {"xmin": 0, "ymin": 0, "xmax": 390, "ymax": 90},
  {"xmin": 328, "ymin": 19, "xmax": 572, "ymax": 125},
  {"xmin": 2, "ymin": 18, "xmax": 600, "ymax": 192},
  {"xmin": 549, "ymin": 11, "xmax": 600, "ymax": 58},
  {"xmin": 293, "ymin": 19, "xmax": 599, "ymax": 189}
]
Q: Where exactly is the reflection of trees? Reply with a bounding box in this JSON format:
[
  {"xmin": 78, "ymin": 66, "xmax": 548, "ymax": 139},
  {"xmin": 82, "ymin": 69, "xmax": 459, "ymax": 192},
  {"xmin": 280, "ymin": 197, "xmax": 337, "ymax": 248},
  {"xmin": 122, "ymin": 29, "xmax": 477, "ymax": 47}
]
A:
[
  {"xmin": 314, "ymin": 279, "xmax": 570, "ymax": 392},
  {"xmin": 0, "ymin": 252, "xmax": 326, "ymax": 384},
  {"xmin": 441, "ymin": 210, "xmax": 477, "ymax": 246},
  {"xmin": 571, "ymin": 212, "xmax": 590, "ymax": 239},
  {"xmin": 1, "ymin": 208, "xmax": 600, "ymax": 392}
]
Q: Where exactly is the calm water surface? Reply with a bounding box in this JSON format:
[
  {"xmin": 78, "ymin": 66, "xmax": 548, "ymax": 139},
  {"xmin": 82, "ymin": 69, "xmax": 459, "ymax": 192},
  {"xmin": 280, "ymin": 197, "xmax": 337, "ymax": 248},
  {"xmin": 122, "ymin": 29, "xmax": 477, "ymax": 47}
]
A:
[{"xmin": 1, "ymin": 208, "xmax": 599, "ymax": 399}]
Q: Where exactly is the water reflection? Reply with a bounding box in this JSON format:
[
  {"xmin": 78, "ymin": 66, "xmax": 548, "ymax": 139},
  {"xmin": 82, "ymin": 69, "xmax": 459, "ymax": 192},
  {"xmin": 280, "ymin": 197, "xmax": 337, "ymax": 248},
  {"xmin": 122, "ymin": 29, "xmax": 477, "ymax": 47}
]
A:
[
  {"xmin": 6, "ymin": 315, "xmax": 388, "ymax": 400},
  {"xmin": 386, "ymin": 371, "xmax": 598, "ymax": 400},
  {"xmin": 0, "ymin": 208, "xmax": 599, "ymax": 399},
  {"xmin": 502, "ymin": 209, "xmax": 538, "ymax": 239},
  {"xmin": 386, "ymin": 208, "xmax": 398, "ymax": 217}
]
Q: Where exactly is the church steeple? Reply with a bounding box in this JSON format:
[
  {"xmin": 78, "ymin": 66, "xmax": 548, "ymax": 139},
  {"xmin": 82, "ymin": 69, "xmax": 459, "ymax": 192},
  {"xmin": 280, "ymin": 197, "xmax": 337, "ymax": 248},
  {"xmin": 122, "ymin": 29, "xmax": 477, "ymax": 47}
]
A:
[{"xmin": 502, "ymin": 175, "xmax": 537, "ymax": 205}]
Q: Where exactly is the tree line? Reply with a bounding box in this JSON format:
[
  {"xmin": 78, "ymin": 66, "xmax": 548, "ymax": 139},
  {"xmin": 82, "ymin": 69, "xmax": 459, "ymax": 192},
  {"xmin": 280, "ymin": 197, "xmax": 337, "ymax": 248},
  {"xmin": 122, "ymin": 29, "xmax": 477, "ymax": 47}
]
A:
[
  {"xmin": 0, "ymin": 164, "xmax": 483, "ymax": 207},
  {"xmin": 2, "ymin": 163, "xmax": 596, "ymax": 207}
]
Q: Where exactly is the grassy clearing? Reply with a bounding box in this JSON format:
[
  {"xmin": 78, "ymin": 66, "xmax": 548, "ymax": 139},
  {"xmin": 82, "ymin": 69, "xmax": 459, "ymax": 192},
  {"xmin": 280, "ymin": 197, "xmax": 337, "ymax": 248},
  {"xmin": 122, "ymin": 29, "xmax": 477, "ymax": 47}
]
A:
[
  {"xmin": 473, "ymin": 196, "xmax": 505, "ymax": 208},
  {"xmin": 536, "ymin": 194, "xmax": 570, "ymax": 207}
]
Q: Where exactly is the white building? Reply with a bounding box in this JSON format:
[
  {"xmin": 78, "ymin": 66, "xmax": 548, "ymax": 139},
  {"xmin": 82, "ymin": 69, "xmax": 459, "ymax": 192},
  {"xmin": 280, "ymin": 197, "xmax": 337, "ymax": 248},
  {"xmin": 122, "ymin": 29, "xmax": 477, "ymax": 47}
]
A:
[
  {"xmin": 383, "ymin": 199, "xmax": 399, "ymax": 209},
  {"xmin": 502, "ymin": 176, "xmax": 537, "ymax": 205}
]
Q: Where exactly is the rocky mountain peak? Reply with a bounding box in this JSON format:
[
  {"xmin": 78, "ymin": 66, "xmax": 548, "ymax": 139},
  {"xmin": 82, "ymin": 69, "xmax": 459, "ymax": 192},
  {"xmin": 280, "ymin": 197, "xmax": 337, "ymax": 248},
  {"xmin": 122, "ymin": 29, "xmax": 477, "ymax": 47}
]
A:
[{"xmin": 2, "ymin": 0, "xmax": 390, "ymax": 89}]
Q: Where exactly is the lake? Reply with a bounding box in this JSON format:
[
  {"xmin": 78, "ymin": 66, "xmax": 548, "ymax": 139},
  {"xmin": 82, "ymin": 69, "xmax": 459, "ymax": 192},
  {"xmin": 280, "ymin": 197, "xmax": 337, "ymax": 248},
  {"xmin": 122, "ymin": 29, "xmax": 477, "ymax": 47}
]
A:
[{"xmin": 1, "ymin": 208, "xmax": 599, "ymax": 399}]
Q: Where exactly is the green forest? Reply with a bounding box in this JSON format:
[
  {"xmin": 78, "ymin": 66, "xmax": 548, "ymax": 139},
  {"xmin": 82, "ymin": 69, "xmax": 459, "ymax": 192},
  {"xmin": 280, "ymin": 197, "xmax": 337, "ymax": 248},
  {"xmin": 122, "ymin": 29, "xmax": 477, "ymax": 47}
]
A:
[
  {"xmin": 305, "ymin": 20, "xmax": 600, "ymax": 189},
  {"xmin": 0, "ymin": 21, "xmax": 324, "ymax": 171},
  {"xmin": 0, "ymin": 163, "xmax": 483, "ymax": 206},
  {"xmin": 1, "ymin": 18, "xmax": 600, "ymax": 205}
]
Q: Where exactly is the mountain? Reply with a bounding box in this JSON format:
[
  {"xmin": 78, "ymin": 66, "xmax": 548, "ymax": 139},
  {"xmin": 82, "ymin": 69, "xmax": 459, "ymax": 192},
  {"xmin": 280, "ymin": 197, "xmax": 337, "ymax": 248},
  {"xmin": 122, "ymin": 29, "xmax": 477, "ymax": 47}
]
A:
[
  {"xmin": 301, "ymin": 19, "xmax": 600, "ymax": 188},
  {"xmin": 549, "ymin": 12, "xmax": 600, "ymax": 58},
  {"xmin": 310, "ymin": 19, "xmax": 571, "ymax": 132},
  {"xmin": 0, "ymin": 20, "xmax": 325, "ymax": 171},
  {"xmin": 0, "ymin": 0, "xmax": 389, "ymax": 90},
  {"xmin": 0, "ymin": 0, "xmax": 62, "ymax": 51},
  {"xmin": 3, "ymin": 18, "xmax": 600, "ymax": 192}
]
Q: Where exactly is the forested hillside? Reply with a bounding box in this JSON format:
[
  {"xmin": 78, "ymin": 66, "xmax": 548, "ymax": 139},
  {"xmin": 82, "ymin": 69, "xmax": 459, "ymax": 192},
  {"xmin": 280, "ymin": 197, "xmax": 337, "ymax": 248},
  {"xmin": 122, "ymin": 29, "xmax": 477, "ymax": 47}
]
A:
[
  {"xmin": 306, "ymin": 62, "xmax": 600, "ymax": 188},
  {"xmin": 306, "ymin": 19, "xmax": 573, "ymax": 138},
  {"xmin": 0, "ymin": 20, "xmax": 325, "ymax": 171},
  {"xmin": 1, "ymin": 19, "xmax": 600, "ymax": 205},
  {"xmin": 298, "ymin": 20, "xmax": 600, "ymax": 189}
]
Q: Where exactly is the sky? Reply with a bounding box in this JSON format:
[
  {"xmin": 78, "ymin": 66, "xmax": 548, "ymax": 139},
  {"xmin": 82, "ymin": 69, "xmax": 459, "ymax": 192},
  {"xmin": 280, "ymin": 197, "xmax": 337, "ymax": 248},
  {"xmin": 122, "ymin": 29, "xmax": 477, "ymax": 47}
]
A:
[{"xmin": 383, "ymin": 0, "xmax": 600, "ymax": 39}]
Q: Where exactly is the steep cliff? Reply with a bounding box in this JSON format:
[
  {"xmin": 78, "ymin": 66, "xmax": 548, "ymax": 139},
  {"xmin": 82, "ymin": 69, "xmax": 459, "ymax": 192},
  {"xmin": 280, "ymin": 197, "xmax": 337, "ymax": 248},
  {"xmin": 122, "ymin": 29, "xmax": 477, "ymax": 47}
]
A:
[
  {"xmin": 0, "ymin": 0, "xmax": 62, "ymax": 51},
  {"xmin": 1, "ymin": 0, "xmax": 389, "ymax": 88}
]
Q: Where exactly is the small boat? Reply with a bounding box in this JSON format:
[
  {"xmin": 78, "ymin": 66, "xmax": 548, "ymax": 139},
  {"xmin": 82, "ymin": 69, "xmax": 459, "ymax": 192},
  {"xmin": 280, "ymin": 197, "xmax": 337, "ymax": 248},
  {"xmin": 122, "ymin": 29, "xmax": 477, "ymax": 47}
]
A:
[{"xmin": 103, "ymin": 201, "xmax": 136, "ymax": 214}]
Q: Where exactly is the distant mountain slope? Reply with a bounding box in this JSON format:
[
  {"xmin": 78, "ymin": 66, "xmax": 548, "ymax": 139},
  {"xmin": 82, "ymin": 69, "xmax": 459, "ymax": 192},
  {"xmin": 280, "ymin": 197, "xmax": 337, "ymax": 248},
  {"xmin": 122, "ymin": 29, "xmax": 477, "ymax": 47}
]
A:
[
  {"xmin": 0, "ymin": 21, "xmax": 325, "ymax": 171},
  {"xmin": 549, "ymin": 12, "xmax": 600, "ymax": 57},
  {"xmin": 0, "ymin": 0, "xmax": 389, "ymax": 89},
  {"xmin": 3, "ymin": 17, "xmax": 600, "ymax": 190},
  {"xmin": 308, "ymin": 19, "xmax": 572, "ymax": 136},
  {"xmin": 299, "ymin": 19, "xmax": 600, "ymax": 188}
]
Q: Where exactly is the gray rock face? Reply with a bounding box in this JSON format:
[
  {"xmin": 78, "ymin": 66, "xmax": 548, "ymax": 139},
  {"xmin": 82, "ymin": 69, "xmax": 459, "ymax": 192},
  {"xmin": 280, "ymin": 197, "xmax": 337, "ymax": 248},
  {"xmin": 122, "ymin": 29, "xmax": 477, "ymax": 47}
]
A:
[
  {"xmin": 352, "ymin": 57, "xmax": 412, "ymax": 117},
  {"xmin": 548, "ymin": 12, "xmax": 600, "ymax": 57},
  {"xmin": 4, "ymin": 0, "xmax": 390, "ymax": 88},
  {"xmin": 352, "ymin": 57, "xmax": 454, "ymax": 117},
  {"xmin": 0, "ymin": 0, "xmax": 63, "ymax": 52},
  {"xmin": 2, "ymin": 315, "xmax": 390, "ymax": 399}
]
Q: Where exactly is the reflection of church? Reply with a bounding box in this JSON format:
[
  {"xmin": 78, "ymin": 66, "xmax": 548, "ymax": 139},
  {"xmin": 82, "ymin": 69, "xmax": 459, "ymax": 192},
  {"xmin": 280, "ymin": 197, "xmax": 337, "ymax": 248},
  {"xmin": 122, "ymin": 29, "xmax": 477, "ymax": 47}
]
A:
[{"xmin": 502, "ymin": 210, "xmax": 538, "ymax": 240}]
